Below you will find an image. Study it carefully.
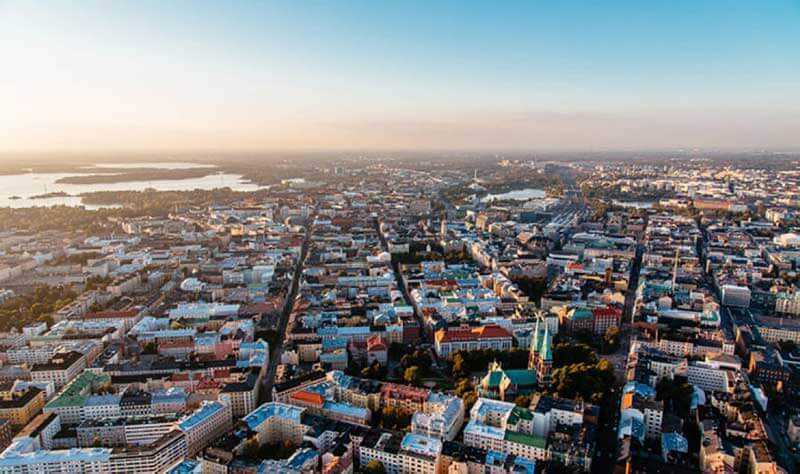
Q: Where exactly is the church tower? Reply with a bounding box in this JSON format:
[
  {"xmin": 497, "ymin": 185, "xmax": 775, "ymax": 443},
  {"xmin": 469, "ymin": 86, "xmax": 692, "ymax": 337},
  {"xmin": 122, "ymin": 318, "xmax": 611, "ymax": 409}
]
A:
[
  {"xmin": 536, "ymin": 325, "xmax": 553, "ymax": 387},
  {"xmin": 528, "ymin": 318, "xmax": 540, "ymax": 370}
]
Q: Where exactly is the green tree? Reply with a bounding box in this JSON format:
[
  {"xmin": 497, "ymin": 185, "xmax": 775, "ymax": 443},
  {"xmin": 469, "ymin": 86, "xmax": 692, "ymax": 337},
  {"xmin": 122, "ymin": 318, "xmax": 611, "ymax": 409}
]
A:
[
  {"xmin": 364, "ymin": 460, "xmax": 386, "ymax": 474},
  {"xmin": 404, "ymin": 366, "xmax": 421, "ymax": 386},
  {"xmin": 454, "ymin": 378, "xmax": 473, "ymax": 397},
  {"xmin": 241, "ymin": 438, "xmax": 260, "ymax": 458},
  {"xmin": 388, "ymin": 342, "xmax": 405, "ymax": 359},
  {"xmin": 142, "ymin": 342, "xmax": 158, "ymax": 355},
  {"xmin": 602, "ymin": 326, "xmax": 620, "ymax": 354},
  {"xmin": 553, "ymin": 342, "xmax": 598, "ymax": 368},
  {"xmin": 514, "ymin": 394, "xmax": 533, "ymax": 408},
  {"xmin": 361, "ymin": 361, "xmax": 387, "ymax": 380}
]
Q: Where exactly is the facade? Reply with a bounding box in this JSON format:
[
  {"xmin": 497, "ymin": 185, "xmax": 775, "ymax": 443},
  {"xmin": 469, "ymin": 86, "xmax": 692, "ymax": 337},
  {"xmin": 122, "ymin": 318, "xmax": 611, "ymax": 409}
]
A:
[
  {"xmin": 178, "ymin": 400, "xmax": 233, "ymax": 456},
  {"xmin": 0, "ymin": 388, "xmax": 46, "ymax": 428},
  {"xmin": 0, "ymin": 430, "xmax": 188, "ymax": 473},
  {"xmin": 434, "ymin": 325, "xmax": 513, "ymax": 358},
  {"xmin": 30, "ymin": 351, "xmax": 86, "ymax": 389},
  {"xmin": 720, "ymin": 285, "xmax": 751, "ymax": 308},
  {"xmin": 463, "ymin": 397, "xmax": 595, "ymax": 471},
  {"xmin": 359, "ymin": 432, "xmax": 442, "ymax": 474}
]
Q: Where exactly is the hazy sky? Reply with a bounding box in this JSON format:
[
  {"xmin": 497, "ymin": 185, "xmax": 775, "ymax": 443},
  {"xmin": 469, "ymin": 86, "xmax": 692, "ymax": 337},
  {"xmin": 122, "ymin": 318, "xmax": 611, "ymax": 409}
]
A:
[{"xmin": 1, "ymin": 0, "xmax": 799, "ymax": 153}]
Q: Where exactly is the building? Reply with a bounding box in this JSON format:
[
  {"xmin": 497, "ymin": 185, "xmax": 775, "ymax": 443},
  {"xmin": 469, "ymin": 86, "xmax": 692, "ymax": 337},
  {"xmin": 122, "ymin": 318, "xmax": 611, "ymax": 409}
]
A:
[
  {"xmin": 0, "ymin": 388, "xmax": 46, "ymax": 428},
  {"xmin": 434, "ymin": 325, "xmax": 513, "ymax": 358},
  {"xmin": 478, "ymin": 362, "xmax": 537, "ymax": 401},
  {"xmin": 0, "ymin": 430, "xmax": 188, "ymax": 473},
  {"xmin": 720, "ymin": 285, "xmax": 751, "ymax": 308},
  {"xmin": 241, "ymin": 402, "xmax": 307, "ymax": 447},
  {"xmin": 775, "ymin": 291, "xmax": 800, "ymax": 317},
  {"xmin": 0, "ymin": 422, "xmax": 12, "ymax": 453},
  {"xmin": 76, "ymin": 414, "xmax": 179, "ymax": 448},
  {"xmin": 30, "ymin": 351, "xmax": 86, "ymax": 389},
  {"xmin": 528, "ymin": 320, "xmax": 553, "ymax": 387},
  {"xmin": 177, "ymin": 400, "xmax": 233, "ymax": 456},
  {"xmin": 359, "ymin": 432, "xmax": 442, "ymax": 474}
]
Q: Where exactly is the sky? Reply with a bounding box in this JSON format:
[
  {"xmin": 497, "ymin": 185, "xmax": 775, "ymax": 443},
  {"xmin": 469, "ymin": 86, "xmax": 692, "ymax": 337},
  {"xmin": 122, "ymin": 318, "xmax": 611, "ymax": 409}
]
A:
[{"xmin": 1, "ymin": 0, "xmax": 799, "ymax": 153}]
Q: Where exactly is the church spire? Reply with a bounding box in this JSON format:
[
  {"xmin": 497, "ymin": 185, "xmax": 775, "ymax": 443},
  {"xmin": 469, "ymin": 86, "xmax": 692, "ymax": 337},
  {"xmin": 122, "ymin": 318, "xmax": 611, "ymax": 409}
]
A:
[{"xmin": 540, "ymin": 324, "xmax": 552, "ymax": 362}]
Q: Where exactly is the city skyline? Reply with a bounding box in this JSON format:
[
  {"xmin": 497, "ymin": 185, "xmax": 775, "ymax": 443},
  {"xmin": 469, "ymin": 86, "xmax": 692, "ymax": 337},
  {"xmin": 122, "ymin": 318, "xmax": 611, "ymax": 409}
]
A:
[{"xmin": 1, "ymin": 0, "xmax": 799, "ymax": 153}]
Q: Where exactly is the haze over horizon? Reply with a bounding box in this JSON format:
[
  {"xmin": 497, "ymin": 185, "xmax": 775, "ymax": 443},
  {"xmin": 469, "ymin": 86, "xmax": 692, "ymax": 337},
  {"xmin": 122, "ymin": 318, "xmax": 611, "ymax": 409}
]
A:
[{"xmin": 1, "ymin": 0, "xmax": 799, "ymax": 154}]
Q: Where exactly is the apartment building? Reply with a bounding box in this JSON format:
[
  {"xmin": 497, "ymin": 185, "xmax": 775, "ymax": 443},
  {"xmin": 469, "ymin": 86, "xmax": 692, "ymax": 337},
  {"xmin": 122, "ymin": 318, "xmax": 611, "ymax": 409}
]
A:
[
  {"xmin": 0, "ymin": 388, "xmax": 46, "ymax": 429},
  {"xmin": 30, "ymin": 351, "xmax": 86, "ymax": 389}
]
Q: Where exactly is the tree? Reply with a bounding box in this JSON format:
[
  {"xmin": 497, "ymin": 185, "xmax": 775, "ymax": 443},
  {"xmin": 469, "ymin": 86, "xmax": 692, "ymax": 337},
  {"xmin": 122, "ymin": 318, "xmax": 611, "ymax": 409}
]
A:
[
  {"xmin": 388, "ymin": 342, "xmax": 405, "ymax": 360},
  {"xmin": 552, "ymin": 342, "xmax": 598, "ymax": 368},
  {"xmin": 380, "ymin": 405, "xmax": 412, "ymax": 430},
  {"xmin": 602, "ymin": 326, "xmax": 621, "ymax": 354},
  {"xmin": 462, "ymin": 392, "xmax": 478, "ymax": 413},
  {"xmin": 514, "ymin": 394, "xmax": 533, "ymax": 408},
  {"xmin": 453, "ymin": 378, "xmax": 473, "ymax": 397},
  {"xmin": 452, "ymin": 353, "xmax": 467, "ymax": 377},
  {"xmin": 404, "ymin": 366, "xmax": 421, "ymax": 386},
  {"xmin": 551, "ymin": 359, "xmax": 615, "ymax": 406},
  {"xmin": 142, "ymin": 342, "xmax": 157, "ymax": 355},
  {"xmin": 364, "ymin": 460, "xmax": 386, "ymax": 474},
  {"xmin": 361, "ymin": 361, "xmax": 387, "ymax": 380},
  {"xmin": 241, "ymin": 438, "xmax": 260, "ymax": 458}
]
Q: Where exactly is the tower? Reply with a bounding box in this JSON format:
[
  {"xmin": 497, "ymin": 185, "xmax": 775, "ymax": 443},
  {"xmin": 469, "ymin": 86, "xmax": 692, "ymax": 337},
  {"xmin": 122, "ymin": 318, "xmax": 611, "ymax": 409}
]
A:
[
  {"xmin": 528, "ymin": 318, "xmax": 540, "ymax": 370},
  {"xmin": 536, "ymin": 325, "xmax": 553, "ymax": 388}
]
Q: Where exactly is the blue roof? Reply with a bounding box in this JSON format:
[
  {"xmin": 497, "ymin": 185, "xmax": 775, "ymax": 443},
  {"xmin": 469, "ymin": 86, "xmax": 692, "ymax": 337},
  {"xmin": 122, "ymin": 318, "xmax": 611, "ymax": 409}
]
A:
[
  {"xmin": 323, "ymin": 401, "xmax": 368, "ymax": 420},
  {"xmin": 322, "ymin": 337, "xmax": 348, "ymax": 350},
  {"xmin": 168, "ymin": 459, "xmax": 202, "ymax": 474},
  {"xmin": 84, "ymin": 394, "xmax": 121, "ymax": 406},
  {"xmin": 661, "ymin": 432, "xmax": 689, "ymax": 454},
  {"xmin": 243, "ymin": 402, "xmax": 304, "ymax": 431},
  {"xmin": 623, "ymin": 381, "xmax": 657, "ymax": 399},
  {"xmin": 400, "ymin": 433, "xmax": 442, "ymax": 458},
  {"xmin": 179, "ymin": 401, "xmax": 226, "ymax": 431},
  {"xmin": 463, "ymin": 419, "xmax": 505, "ymax": 440},
  {"xmin": 286, "ymin": 447, "xmax": 318, "ymax": 468},
  {"xmin": 0, "ymin": 439, "xmax": 111, "ymax": 466}
]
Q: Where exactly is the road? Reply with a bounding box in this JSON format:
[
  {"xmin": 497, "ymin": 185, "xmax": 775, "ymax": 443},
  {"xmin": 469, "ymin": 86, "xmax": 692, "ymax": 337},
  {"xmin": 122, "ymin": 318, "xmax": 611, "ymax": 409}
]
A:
[
  {"xmin": 624, "ymin": 243, "xmax": 644, "ymax": 325},
  {"xmin": 373, "ymin": 217, "xmax": 425, "ymax": 343},
  {"xmin": 263, "ymin": 213, "xmax": 315, "ymax": 402}
]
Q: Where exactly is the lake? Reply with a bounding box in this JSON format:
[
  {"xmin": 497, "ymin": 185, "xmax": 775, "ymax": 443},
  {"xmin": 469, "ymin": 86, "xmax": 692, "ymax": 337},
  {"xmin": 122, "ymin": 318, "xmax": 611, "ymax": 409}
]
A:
[
  {"xmin": 0, "ymin": 162, "xmax": 262, "ymax": 208},
  {"xmin": 481, "ymin": 188, "xmax": 546, "ymax": 202}
]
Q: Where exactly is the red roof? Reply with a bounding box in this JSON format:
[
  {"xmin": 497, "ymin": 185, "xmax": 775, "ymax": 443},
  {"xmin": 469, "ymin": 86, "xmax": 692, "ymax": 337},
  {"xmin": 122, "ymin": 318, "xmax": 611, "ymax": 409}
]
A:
[
  {"xmin": 213, "ymin": 369, "xmax": 231, "ymax": 379},
  {"xmin": 435, "ymin": 324, "xmax": 513, "ymax": 343},
  {"xmin": 240, "ymin": 302, "xmax": 280, "ymax": 315},
  {"xmin": 291, "ymin": 390, "xmax": 324, "ymax": 406},
  {"xmin": 159, "ymin": 340, "xmax": 194, "ymax": 349},
  {"xmin": 367, "ymin": 335, "xmax": 386, "ymax": 352},
  {"xmin": 592, "ymin": 307, "xmax": 622, "ymax": 319}
]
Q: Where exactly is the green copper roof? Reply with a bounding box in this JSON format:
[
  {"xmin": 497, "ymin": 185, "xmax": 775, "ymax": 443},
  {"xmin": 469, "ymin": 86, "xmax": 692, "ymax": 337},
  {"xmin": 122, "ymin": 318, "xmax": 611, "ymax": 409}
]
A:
[
  {"xmin": 46, "ymin": 371, "xmax": 110, "ymax": 409},
  {"xmin": 486, "ymin": 371, "xmax": 503, "ymax": 388},
  {"xmin": 570, "ymin": 308, "xmax": 593, "ymax": 320},
  {"xmin": 530, "ymin": 319, "xmax": 541, "ymax": 355},
  {"xmin": 504, "ymin": 369, "xmax": 537, "ymax": 387},
  {"xmin": 504, "ymin": 430, "xmax": 547, "ymax": 449},
  {"xmin": 507, "ymin": 406, "xmax": 534, "ymax": 424},
  {"xmin": 540, "ymin": 326, "xmax": 552, "ymax": 361}
]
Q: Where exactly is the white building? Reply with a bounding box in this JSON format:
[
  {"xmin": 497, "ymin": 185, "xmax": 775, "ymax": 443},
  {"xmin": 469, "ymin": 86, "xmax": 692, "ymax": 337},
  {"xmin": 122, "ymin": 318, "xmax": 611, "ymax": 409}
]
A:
[{"xmin": 360, "ymin": 432, "xmax": 442, "ymax": 474}]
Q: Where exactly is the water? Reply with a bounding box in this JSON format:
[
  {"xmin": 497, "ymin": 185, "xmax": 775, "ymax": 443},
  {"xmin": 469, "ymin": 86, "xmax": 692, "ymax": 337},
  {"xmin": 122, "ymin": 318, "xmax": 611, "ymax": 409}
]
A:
[
  {"xmin": 0, "ymin": 162, "xmax": 262, "ymax": 208},
  {"xmin": 612, "ymin": 200, "xmax": 654, "ymax": 209},
  {"xmin": 482, "ymin": 188, "xmax": 546, "ymax": 202},
  {"xmin": 86, "ymin": 161, "xmax": 218, "ymax": 170}
]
